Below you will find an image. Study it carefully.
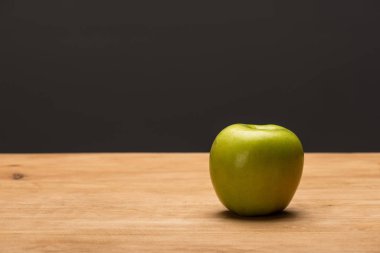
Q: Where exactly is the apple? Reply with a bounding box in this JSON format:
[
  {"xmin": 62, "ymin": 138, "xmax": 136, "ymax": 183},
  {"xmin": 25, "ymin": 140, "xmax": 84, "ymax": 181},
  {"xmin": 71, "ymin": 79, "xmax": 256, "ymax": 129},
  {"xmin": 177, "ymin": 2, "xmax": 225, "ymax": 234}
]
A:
[{"xmin": 209, "ymin": 124, "xmax": 304, "ymax": 216}]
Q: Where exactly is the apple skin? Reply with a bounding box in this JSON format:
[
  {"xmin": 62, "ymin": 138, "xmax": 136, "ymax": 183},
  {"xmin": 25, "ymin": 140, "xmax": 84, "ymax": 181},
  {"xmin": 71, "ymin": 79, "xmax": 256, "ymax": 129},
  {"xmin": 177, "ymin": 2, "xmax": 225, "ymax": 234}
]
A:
[{"xmin": 209, "ymin": 124, "xmax": 304, "ymax": 216}]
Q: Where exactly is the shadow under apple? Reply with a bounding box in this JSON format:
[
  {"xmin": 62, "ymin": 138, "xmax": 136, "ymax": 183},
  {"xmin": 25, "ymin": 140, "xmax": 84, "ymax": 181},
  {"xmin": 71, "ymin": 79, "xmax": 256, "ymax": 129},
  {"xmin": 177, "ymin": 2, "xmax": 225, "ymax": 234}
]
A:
[{"xmin": 215, "ymin": 209, "xmax": 301, "ymax": 222}]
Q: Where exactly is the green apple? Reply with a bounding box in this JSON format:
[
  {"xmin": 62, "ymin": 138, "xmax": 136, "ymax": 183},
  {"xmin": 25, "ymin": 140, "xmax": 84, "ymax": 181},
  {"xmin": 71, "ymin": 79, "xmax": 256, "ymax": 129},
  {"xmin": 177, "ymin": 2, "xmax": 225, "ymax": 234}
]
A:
[{"xmin": 209, "ymin": 124, "xmax": 304, "ymax": 216}]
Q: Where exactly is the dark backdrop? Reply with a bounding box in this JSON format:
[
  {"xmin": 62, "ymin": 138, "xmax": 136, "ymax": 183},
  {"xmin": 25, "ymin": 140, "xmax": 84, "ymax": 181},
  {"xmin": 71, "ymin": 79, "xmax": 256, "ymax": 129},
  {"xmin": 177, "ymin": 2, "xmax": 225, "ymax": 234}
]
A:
[{"xmin": 0, "ymin": 1, "xmax": 379, "ymax": 152}]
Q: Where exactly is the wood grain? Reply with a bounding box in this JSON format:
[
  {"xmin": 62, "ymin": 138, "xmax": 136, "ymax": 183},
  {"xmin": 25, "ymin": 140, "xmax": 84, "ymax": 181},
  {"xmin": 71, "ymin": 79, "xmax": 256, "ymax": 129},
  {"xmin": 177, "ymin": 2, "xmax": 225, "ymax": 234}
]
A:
[{"xmin": 0, "ymin": 153, "xmax": 379, "ymax": 252}]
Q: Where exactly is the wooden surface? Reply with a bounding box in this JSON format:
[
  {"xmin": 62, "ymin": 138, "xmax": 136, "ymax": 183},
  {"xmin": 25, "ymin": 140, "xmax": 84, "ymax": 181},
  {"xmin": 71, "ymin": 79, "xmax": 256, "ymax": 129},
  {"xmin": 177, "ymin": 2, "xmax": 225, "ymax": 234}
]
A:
[{"xmin": 0, "ymin": 153, "xmax": 379, "ymax": 253}]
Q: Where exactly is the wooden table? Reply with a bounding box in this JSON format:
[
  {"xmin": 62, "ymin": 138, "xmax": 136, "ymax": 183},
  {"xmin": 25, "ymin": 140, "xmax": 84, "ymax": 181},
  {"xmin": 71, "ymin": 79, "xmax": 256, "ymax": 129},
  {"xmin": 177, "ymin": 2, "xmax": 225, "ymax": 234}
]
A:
[{"xmin": 0, "ymin": 153, "xmax": 379, "ymax": 252}]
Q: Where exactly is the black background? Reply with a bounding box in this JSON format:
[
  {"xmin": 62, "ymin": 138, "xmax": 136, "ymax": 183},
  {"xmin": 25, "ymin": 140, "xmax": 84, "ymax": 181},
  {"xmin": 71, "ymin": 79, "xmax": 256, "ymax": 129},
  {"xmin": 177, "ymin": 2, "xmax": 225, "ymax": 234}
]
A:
[{"xmin": 0, "ymin": 0, "xmax": 379, "ymax": 152}]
